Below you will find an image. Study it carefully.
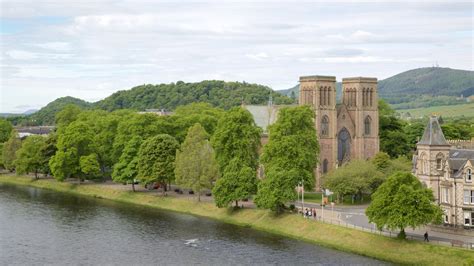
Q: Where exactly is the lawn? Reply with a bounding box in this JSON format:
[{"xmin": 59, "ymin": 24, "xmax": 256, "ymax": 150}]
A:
[
  {"xmin": 397, "ymin": 102, "xmax": 474, "ymax": 119},
  {"xmin": 303, "ymin": 192, "xmax": 370, "ymax": 205},
  {"xmin": 1, "ymin": 174, "xmax": 473, "ymax": 266}
]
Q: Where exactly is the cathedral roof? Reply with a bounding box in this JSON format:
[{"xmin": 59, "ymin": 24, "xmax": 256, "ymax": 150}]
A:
[{"xmin": 417, "ymin": 116, "xmax": 449, "ymax": 146}]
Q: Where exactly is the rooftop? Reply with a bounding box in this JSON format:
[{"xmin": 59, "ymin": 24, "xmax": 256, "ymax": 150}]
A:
[{"xmin": 417, "ymin": 116, "xmax": 449, "ymax": 146}]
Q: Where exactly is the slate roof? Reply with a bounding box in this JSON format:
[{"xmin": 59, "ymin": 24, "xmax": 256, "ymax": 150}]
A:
[
  {"xmin": 448, "ymin": 149, "xmax": 474, "ymax": 178},
  {"xmin": 417, "ymin": 116, "xmax": 449, "ymax": 146}
]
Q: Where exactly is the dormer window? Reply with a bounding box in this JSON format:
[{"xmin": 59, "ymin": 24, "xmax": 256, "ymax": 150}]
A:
[{"xmin": 467, "ymin": 169, "xmax": 472, "ymax": 182}]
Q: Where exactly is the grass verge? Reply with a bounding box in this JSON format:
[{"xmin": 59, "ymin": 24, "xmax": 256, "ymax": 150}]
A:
[{"xmin": 1, "ymin": 175, "xmax": 473, "ymax": 266}]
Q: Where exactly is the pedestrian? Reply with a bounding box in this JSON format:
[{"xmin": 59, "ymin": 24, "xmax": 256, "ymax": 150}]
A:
[
  {"xmin": 313, "ymin": 208, "xmax": 317, "ymax": 219},
  {"xmin": 424, "ymin": 231, "xmax": 429, "ymax": 242}
]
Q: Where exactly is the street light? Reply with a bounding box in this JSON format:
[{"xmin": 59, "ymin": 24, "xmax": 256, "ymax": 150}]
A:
[{"xmin": 299, "ymin": 180, "xmax": 304, "ymax": 214}]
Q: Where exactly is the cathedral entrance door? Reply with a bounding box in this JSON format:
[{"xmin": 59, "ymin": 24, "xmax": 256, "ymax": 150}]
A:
[{"xmin": 338, "ymin": 128, "xmax": 351, "ymax": 166}]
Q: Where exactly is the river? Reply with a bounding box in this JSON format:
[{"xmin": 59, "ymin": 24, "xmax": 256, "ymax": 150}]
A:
[{"xmin": 0, "ymin": 184, "xmax": 385, "ymax": 265}]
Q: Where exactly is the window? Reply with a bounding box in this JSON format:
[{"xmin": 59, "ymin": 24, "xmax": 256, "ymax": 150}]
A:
[
  {"xmin": 467, "ymin": 169, "xmax": 472, "ymax": 182},
  {"xmin": 465, "ymin": 212, "xmax": 471, "ymax": 226},
  {"xmin": 321, "ymin": 116, "xmax": 329, "ymax": 136},
  {"xmin": 442, "ymin": 188, "xmax": 449, "ymax": 203},
  {"xmin": 364, "ymin": 116, "xmax": 371, "ymax": 136},
  {"xmin": 322, "ymin": 159, "xmax": 328, "ymax": 174},
  {"xmin": 464, "ymin": 190, "xmax": 470, "ymax": 204},
  {"xmin": 436, "ymin": 153, "xmax": 443, "ymax": 170},
  {"xmin": 444, "ymin": 210, "xmax": 449, "ymax": 223}
]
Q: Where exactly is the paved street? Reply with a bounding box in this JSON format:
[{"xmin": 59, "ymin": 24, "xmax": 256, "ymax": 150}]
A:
[{"xmin": 295, "ymin": 201, "xmax": 474, "ymax": 246}]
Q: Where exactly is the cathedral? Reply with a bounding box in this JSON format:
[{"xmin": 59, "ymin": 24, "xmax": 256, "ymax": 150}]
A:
[{"xmin": 299, "ymin": 75, "xmax": 380, "ymax": 189}]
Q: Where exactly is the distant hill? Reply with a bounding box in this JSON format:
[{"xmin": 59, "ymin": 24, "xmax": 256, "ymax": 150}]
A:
[
  {"xmin": 277, "ymin": 67, "xmax": 474, "ymax": 109},
  {"xmin": 94, "ymin": 80, "xmax": 293, "ymax": 111},
  {"xmin": 379, "ymin": 67, "xmax": 474, "ymax": 104},
  {"xmin": 13, "ymin": 80, "xmax": 293, "ymax": 126},
  {"xmin": 28, "ymin": 96, "xmax": 91, "ymax": 125}
]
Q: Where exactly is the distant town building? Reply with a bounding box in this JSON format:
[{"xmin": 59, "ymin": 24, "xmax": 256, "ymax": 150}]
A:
[
  {"xmin": 138, "ymin": 109, "xmax": 172, "ymax": 116},
  {"xmin": 413, "ymin": 116, "xmax": 474, "ymax": 228},
  {"xmin": 299, "ymin": 76, "xmax": 380, "ymax": 189},
  {"xmin": 15, "ymin": 126, "xmax": 54, "ymax": 139}
]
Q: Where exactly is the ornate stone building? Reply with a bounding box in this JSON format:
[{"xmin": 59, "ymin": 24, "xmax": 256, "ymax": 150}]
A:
[
  {"xmin": 414, "ymin": 116, "xmax": 474, "ymax": 227},
  {"xmin": 299, "ymin": 75, "xmax": 380, "ymax": 188}
]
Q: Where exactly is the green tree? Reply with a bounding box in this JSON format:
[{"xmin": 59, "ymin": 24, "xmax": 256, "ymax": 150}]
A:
[
  {"xmin": 137, "ymin": 134, "xmax": 179, "ymax": 195},
  {"xmin": 324, "ymin": 160, "xmax": 383, "ymax": 203},
  {"xmin": 366, "ymin": 172, "xmax": 443, "ymax": 239},
  {"xmin": 2, "ymin": 130, "xmax": 21, "ymax": 171},
  {"xmin": 371, "ymin": 152, "xmax": 391, "ymax": 171},
  {"xmin": 379, "ymin": 100, "xmax": 411, "ymax": 158},
  {"xmin": 254, "ymin": 167, "xmax": 299, "ymax": 212},
  {"xmin": 49, "ymin": 121, "xmax": 95, "ymax": 182},
  {"xmin": 79, "ymin": 154, "xmax": 101, "ymax": 179},
  {"xmin": 14, "ymin": 135, "xmax": 46, "ymax": 178},
  {"xmin": 213, "ymin": 158, "xmax": 257, "ymax": 207},
  {"xmin": 211, "ymin": 107, "xmax": 261, "ymax": 171},
  {"xmin": 175, "ymin": 124, "xmax": 220, "ymax": 201},
  {"xmin": 39, "ymin": 133, "xmax": 58, "ymax": 176},
  {"xmin": 112, "ymin": 136, "xmax": 142, "ymax": 191},
  {"xmin": 260, "ymin": 105, "xmax": 319, "ymax": 189},
  {"xmin": 55, "ymin": 104, "xmax": 82, "ymax": 129},
  {"xmin": 255, "ymin": 106, "xmax": 318, "ymax": 212},
  {"xmin": 0, "ymin": 118, "xmax": 13, "ymax": 143}
]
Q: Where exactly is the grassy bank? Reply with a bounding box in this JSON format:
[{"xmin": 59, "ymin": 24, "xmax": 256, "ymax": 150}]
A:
[{"xmin": 1, "ymin": 175, "xmax": 473, "ymax": 266}]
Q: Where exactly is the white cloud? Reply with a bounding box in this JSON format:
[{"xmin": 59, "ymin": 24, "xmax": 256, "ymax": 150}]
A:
[{"xmin": 1, "ymin": 1, "xmax": 472, "ymax": 112}]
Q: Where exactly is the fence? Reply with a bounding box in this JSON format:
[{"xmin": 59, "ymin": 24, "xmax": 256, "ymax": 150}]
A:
[{"xmin": 297, "ymin": 207, "xmax": 474, "ymax": 250}]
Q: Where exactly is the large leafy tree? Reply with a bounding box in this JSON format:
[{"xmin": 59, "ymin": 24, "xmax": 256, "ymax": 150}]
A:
[
  {"xmin": 378, "ymin": 100, "xmax": 411, "ymax": 158},
  {"xmin": 2, "ymin": 130, "xmax": 21, "ymax": 171},
  {"xmin": 211, "ymin": 107, "xmax": 262, "ymax": 172},
  {"xmin": 260, "ymin": 105, "xmax": 319, "ymax": 189},
  {"xmin": 49, "ymin": 121, "xmax": 95, "ymax": 182},
  {"xmin": 323, "ymin": 160, "xmax": 384, "ymax": 203},
  {"xmin": 254, "ymin": 167, "xmax": 300, "ymax": 213},
  {"xmin": 213, "ymin": 158, "xmax": 257, "ymax": 207},
  {"xmin": 112, "ymin": 112, "xmax": 172, "ymax": 163},
  {"xmin": 79, "ymin": 153, "xmax": 101, "ymax": 179},
  {"xmin": 137, "ymin": 134, "xmax": 179, "ymax": 195},
  {"xmin": 173, "ymin": 103, "xmax": 224, "ymax": 143},
  {"xmin": 175, "ymin": 124, "xmax": 220, "ymax": 201},
  {"xmin": 112, "ymin": 136, "xmax": 143, "ymax": 191},
  {"xmin": 255, "ymin": 106, "xmax": 318, "ymax": 212},
  {"xmin": 366, "ymin": 172, "xmax": 443, "ymax": 239},
  {"xmin": 14, "ymin": 135, "xmax": 47, "ymax": 178},
  {"xmin": 0, "ymin": 118, "xmax": 13, "ymax": 143}
]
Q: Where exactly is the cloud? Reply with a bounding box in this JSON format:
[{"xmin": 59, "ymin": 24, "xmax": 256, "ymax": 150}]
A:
[
  {"xmin": 246, "ymin": 52, "xmax": 270, "ymax": 60},
  {"xmin": 1, "ymin": 1, "xmax": 472, "ymax": 112}
]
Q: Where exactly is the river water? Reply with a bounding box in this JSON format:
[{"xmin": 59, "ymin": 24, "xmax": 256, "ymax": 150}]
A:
[{"xmin": 0, "ymin": 184, "xmax": 385, "ymax": 265}]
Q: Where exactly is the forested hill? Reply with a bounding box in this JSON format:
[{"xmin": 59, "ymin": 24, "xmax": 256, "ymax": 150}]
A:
[
  {"xmin": 12, "ymin": 80, "xmax": 294, "ymax": 126},
  {"xmin": 278, "ymin": 67, "xmax": 474, "ymax": 109},
  {"xmin": 94, "ymin": 80, "xmax": 293, "ymax": 111},
  {"xmin": 378, "ymin": 67, "xmax": 474, "ymax": 104},
  {"xmin": 27, "ymin": 96, "xmax": 91, "ymax": 125}
]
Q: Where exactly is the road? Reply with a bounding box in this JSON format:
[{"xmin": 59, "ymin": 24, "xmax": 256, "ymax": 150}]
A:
[{"xmin": 295, "ymin": 201, "xmax": 474, "ymax": 245}]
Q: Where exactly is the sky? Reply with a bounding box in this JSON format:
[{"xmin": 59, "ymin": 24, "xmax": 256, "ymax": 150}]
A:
[{"xmin": 0, "ymin": 0, "xmax": 472, "ymax": 113}]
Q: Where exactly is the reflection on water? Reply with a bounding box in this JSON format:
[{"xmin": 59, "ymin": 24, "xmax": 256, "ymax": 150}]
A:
[{"xmin": 0, "ymin": 183, "xmax": 386, "ymax": 265}]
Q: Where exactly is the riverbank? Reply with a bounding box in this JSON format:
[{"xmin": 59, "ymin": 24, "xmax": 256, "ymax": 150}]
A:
[{"xmin": 1, "ymin": 175, "xmax": 473, "ymax": 265}]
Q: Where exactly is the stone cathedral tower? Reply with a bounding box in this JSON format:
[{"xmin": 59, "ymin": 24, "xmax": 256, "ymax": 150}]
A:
[{"xmin": 299, "ymin": 75, "xmax": 380, "ymax": 190}]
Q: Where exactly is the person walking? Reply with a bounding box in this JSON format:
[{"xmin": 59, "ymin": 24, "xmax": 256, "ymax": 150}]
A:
[{"xmin": 424, "ymin": 231, "xmax": 429, "ymax": 242}]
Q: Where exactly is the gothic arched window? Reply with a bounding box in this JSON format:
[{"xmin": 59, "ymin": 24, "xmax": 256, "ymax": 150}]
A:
[
  {"xmin": 322, "ymin": 159, "xmax": 329, "ymax": 174},
  {"xmin": 321, "ymin": 115, "xmax": 329, "ymax": 136},
  {"xmin": 364, "ymin": 116, "xmax": 371, "ymax": 136}
]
